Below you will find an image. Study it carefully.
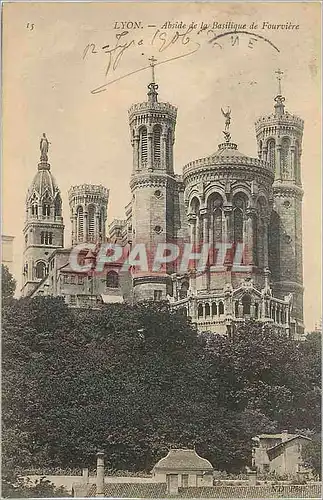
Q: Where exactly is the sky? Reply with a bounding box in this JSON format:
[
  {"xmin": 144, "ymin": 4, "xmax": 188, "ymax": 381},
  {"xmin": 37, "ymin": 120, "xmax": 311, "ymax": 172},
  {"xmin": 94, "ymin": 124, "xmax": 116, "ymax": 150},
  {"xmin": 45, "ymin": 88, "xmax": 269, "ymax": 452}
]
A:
[{"xmin": 2, "ymin": 2, "xmax": 321, "ymax": 330}]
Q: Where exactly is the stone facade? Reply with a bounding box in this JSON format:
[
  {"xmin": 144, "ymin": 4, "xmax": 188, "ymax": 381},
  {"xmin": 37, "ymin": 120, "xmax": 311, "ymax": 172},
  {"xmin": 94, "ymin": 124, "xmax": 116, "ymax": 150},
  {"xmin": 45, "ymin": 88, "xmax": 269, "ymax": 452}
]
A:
[
  {"xmin": 2, "ymin": 235, "xmax": 14, "ymax": 273},
  {"xmin": 22, "ymin": 72, "xmax": 305, "ymax": 337}
]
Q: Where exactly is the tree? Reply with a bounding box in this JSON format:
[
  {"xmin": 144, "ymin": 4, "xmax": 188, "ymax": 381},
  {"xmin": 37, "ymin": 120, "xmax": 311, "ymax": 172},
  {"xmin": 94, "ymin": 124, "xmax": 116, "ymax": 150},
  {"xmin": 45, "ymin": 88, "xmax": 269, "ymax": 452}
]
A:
[
  {"xmin": 1, "ymin": 265, "xmax": 16, "ymax": 301},
  {"xmin": 302, "ymin": 434, "xmax": 322, "ymax": 478},
  {"xmin": 2, "ymin": 302, "xmax": 321, "ymax": 475}
]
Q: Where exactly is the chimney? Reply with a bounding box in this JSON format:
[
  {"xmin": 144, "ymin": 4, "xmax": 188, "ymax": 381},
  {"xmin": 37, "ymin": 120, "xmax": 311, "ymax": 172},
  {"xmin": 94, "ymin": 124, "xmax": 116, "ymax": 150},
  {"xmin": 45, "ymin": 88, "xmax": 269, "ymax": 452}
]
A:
[
  {"xmin": 166, "ymin": 474, "xmax": 179, "ymax": 495},
  {"xmin": 82, "ymin": 467, "xmax": 89, "ymax": 484},
  {"xmin": 96, "ymin": 450, "xmax": 105, "ymax": 497},
  {"xmin": 281, "ymin": 430, "xmax": 289, "ymax": 442}
]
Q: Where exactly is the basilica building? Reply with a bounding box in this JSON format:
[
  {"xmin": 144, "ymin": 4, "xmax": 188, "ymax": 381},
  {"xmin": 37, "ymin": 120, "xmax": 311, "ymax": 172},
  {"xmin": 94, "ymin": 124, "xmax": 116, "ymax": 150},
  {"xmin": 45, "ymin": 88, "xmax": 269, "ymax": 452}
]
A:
[{"xmin": 21, "ymin": 67, "xmax": 304, "ymax": 338}]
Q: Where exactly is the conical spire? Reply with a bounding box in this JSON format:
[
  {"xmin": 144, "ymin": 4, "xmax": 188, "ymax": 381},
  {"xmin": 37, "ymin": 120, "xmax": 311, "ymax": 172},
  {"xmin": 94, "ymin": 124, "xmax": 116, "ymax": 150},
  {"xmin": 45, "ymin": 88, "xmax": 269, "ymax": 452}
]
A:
[
  {"xmin": 274, "ymin": 69, "xmax": 285, "ymax": 116},
  {"xmin": 147, "ymin": 56, "xmax": 158, "ymax": 103}
]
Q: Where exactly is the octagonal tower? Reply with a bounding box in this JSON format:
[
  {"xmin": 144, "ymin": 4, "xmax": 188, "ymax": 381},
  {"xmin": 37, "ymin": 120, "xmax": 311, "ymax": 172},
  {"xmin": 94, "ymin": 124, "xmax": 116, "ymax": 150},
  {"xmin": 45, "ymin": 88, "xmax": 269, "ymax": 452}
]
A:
[{"xmin": 255, "ymin": 73, "xmax": 304, "ymax": 336}]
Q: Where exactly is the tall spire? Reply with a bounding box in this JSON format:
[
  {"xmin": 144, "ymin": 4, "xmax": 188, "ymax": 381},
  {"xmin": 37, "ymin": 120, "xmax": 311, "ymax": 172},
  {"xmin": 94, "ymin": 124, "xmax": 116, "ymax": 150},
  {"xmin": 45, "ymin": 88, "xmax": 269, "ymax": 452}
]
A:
[
  {"xmin": 147, "ymin": 56, "xmax": 158, "ymax": 103},
  {"xmin": 274, "ymin": 69, "xmax": 285, "ymax": 116},
  {"xmin": 39, "ymin": 133, "xmax": 50, "ymax": 170}
]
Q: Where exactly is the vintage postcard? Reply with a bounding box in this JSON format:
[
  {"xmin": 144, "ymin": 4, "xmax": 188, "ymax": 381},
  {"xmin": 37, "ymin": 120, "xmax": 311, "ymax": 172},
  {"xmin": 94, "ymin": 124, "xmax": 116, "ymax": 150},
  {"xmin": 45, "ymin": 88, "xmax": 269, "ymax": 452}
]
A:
[{"xmin": 1, "ymin": 1, "xmax": 322, "ymax": 499}]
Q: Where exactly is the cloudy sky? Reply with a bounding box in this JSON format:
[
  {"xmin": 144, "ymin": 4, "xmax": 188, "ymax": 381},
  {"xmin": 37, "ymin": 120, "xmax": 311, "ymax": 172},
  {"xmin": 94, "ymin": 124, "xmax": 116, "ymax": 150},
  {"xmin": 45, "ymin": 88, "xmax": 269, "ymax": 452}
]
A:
[{"xmin": 2, "ymin": 2, "xmax": 321, "ymax": 330}]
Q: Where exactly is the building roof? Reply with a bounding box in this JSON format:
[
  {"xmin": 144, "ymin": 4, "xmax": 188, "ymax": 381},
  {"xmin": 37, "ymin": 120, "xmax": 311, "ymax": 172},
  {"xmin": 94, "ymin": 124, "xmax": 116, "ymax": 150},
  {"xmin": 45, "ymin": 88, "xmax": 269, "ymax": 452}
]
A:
[
  {"xmin": 153, "ymin": 449, "xmax": 213, "ymax": 471},
  {"xmin": 28, "ymin": 168, "xmax": 59, "ymax": 200},
  {"xmin": 210, "ymin": 142, "xmax": 247, "ymax": 158}
]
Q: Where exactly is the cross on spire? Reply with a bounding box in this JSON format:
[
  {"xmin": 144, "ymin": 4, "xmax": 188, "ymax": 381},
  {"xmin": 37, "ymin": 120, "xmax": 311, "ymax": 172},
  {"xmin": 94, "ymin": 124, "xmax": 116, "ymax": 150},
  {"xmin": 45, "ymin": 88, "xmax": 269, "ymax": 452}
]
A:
[
  {"xmin": 275, "ymin": 68, "xmax": 284, "ymax": 96},
  {"xmin": 148, "ymin": 56, "xmax": 157, "ymax": 83}
]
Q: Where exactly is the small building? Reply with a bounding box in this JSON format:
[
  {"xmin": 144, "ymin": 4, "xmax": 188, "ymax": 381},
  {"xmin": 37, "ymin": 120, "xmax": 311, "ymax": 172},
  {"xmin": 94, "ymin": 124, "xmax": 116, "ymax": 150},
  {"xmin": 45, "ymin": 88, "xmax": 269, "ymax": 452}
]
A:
[
  {"xmin": 152, "ymin": 448, "xmax": 214, "ymax": 487},
  {"xmin": 252, "ymin": 431, "xmax": 312, "ymax": 478}
]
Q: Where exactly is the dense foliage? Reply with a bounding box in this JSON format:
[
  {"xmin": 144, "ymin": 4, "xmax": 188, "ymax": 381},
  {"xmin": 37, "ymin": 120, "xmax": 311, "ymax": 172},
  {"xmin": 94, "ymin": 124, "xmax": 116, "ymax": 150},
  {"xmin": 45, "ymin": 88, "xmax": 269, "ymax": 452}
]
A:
[
  {"xmin": 1, "ymin": 265, "xmax": 16, "ymax": 302},
  {"xmin": 302, "ymin": 433, "xmax": 322, "ymax": 479},
  {"xmin": 2, "ymin": 288, "xmax": 321, "ymax": 480}
]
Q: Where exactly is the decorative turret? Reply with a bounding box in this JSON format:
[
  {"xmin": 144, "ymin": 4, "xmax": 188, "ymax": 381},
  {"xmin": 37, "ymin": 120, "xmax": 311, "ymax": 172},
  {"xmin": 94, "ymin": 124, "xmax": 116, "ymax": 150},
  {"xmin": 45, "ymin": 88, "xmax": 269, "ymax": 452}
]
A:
[
  {"xmin": 68, "ymin": 184, "xmax": 109, "ymax": 245},
  {"xmin": 22, "ymin": 134, "xmax": 64, "ymax": 296},
  {"xmin": 128, "ymin": 57, "xmax": 177, "ymax": 175},
  {"xmin": 255, "ymin": 71, "xmax": 304, "ymax": 337},
  {"xmin": 255, "ymin": 69, "xmax": 304, "ymax": 185}
]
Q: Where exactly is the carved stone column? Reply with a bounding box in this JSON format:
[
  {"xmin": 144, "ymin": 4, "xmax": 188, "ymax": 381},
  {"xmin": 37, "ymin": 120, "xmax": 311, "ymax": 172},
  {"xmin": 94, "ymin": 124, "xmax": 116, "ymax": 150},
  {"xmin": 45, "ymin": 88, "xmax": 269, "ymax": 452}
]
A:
[
  {"xmin": 245, "ymin": 209, "xmax": 255, "ymax": 266},
  {"xmin": 161, "ymin": 133, "xmax": 167, "ymax": 170},
  {"xmin": 72, "ymin": 214, "xmax": 77, "ymax": 245},
  {"xmin": 95, "ymin": 211, "xmax": 100, "ymax": 242},
  {"xmin": 290, "ymin": 145, "xmax": 295, "ymax": 181},
  {"xmin": 263, "ymin": 216, "xmax": 269, "ymax": 268},
  {"xmin": 276, "ymin": 143, "xmax": 282, "ymax": 179},
  {"xmin": 84, "ymin": 210, "xmax": 88, "ymax": 242},
  {"xmin": 200, "ymin": 208, "xmax": 208, "ymax": 244},
  {"xmin": 188, "ymin": 213, "xmax": 197, "ymax": 248}
]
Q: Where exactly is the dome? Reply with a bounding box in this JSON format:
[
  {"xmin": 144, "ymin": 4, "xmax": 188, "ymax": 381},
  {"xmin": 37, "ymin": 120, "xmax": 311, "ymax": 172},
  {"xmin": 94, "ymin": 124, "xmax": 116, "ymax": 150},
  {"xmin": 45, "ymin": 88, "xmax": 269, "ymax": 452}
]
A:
[
  {"xmin": 153, "ymin": 449, "xmax": 213, "ymax": 472},
  {"xmin": 28, "ymin": 167, "xmax": 59, "ymax": 200},
  {"xmin": 209, "ymin": 142, "xmax": 247, "ymax": 158}
]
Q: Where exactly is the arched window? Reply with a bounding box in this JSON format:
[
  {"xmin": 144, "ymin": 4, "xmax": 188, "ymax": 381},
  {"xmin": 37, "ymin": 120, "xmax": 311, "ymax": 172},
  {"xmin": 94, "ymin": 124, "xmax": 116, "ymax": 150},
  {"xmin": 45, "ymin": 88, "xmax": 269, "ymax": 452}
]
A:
[
  {"xmin": 205, "ymin": 303, "xmax": 210, "ymax": 317},
  {"xmin": 41, "ymin": 231, "xmax": 44, "ymax": 244},
  {"xmin": 179, "ymin": 281, "xmax": 189, "ymax": 299},
  {"xmin": 294, "ymin": 141, "xmax": 300, "ymax": 183},
  {"xmin": 207, "ymin": 193, "xmax": 223, "ymax": 264},
  {"xmin": 218, "ymin": 301, "xmax": 224, "ymax": 315},
  {"xmin": 211, "ymin": 302, "xmax": 217, "ymax": 317},
  {"xmin": 35, "ymin": 261, "xmax": 46, "ymax": 279},
  {"xmin": 99, "ymin": 208, "xmax": 105, "ymax": 239},
  {"xmin": 166, "ymin": 129, "xmax": 173, "ymax": 170},
  {"xmin": 153, "ymin": 125, "xmax": 162, "ymax": 166},
  {"xmin": 233, "ymin": 193, "xmax": 248, "ymax": 245},
  {"xmin": 77, "ymin": 206, "xmax": 84, "ymax": 240},
  {"xmin": 54, "ymin": 195, "xmax": 62, "ymax": 217},
  {"xmin": 281, "ymin": 138, "xmax": 290, "ymax": 179},
  {"xmin": 139, "ymin": 127, "xmax": 148, "ymax": 165},
  {"xmin": 197, "ymin": 304, "xmax": 203, "ymax": 318},
  {"xmin": 242, "ymin": 294, "xmax": 251, "ymax": 315},
  {"xmin": 88, "ymin": 205, "xmax": 95, "ymax": 241},
  {"xmin": 267, "ymin": 139, "xmax": 275, "ymax": 169},
  {"xmin": 106, "ymin": 270, "xmax": 119, "ymax": 288},
  {"xmin": 32, "ymin": 204, "xmax": 38, "ymax": 217},
  {"xmin": 233, "ymin": 207, "xmax": 243, "ymax": 243},
  {"xmin": 42, "ymin": 203, "xmax": 51, "ymax": 216}
]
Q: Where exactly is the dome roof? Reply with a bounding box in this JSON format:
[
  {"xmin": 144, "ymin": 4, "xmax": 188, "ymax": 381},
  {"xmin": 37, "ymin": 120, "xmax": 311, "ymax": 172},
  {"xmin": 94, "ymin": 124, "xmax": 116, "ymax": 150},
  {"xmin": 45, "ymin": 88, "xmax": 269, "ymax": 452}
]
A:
[
  {"xmin": 28, "ymin": 167, "xmax": 59, "ymax": 200},
  {"xmin": 153, "ymin": 449, "xmax": 213, "ymax": 471},
  {"xmin": 209, "ymin": 142, "xmax": 247, "ymax": 158},
  {"xmin": 183, "ymin": 141, "xmax": 273, "ymax": 180}
]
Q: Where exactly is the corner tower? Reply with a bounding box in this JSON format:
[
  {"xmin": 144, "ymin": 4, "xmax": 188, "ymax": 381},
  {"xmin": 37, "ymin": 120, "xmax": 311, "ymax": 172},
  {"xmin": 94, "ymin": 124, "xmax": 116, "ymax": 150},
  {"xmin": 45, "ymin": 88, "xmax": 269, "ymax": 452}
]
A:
[
  {"xmin": 22, "ymin": 134, "xmax": 64, "ymax": 296},
  {"xmin": 255, "ymin": 71, "xmax": 304, "ymax": 336},
  {"xmin": 68, "ymin": 185, "xmax": 109, "ymax": 245},
  {"xmin": 128, "ymin": 57, "xmax": 178, "ymax": 301}
]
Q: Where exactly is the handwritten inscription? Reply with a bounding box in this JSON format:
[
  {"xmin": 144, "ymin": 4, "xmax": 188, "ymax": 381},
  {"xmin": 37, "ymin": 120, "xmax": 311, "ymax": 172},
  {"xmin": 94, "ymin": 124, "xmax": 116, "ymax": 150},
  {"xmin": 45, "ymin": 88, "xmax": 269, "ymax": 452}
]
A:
[{"xmin": 83, "ymin": 24, "xmax": 280, "ymax": 94}]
